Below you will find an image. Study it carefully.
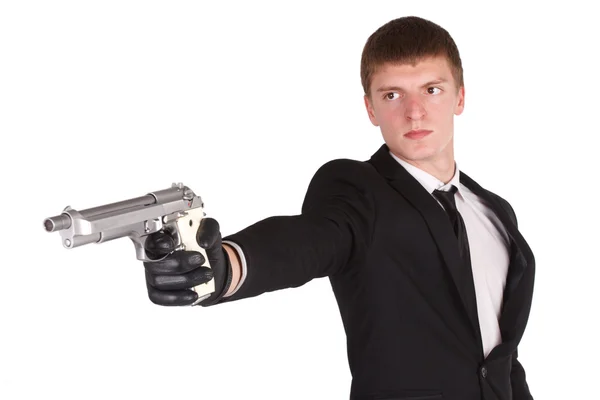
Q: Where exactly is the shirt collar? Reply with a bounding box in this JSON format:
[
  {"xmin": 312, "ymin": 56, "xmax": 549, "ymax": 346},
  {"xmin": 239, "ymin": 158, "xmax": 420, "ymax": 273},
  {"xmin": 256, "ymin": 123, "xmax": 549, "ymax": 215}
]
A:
[{"xmin": 389, "ymin": 151, "xmax": 463, "ymax": 197}]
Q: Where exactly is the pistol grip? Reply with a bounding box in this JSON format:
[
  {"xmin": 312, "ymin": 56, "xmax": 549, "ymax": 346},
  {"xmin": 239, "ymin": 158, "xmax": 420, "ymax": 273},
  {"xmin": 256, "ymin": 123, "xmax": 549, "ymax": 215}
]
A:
[{"xmin": 175, "ymin": 208, "xmax": 216, "ymax": 303}]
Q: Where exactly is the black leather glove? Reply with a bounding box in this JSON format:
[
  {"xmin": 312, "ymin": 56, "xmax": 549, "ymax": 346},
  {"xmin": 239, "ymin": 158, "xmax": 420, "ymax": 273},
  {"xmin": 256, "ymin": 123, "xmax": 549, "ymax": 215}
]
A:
[{"xmin": 143, "ymin": 217, "xmax": 232, "ymax": 306}]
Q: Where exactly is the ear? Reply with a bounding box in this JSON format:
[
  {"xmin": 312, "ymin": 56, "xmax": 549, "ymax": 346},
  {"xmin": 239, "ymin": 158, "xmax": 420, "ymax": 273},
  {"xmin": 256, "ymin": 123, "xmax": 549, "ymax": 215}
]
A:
[
  {"xmin": 454, "ymin": 86, "xmax": 465, "ymax": 116},
  {"xmin": 364, "ymin": 95, "xmax": 379, "ymax": 126}
]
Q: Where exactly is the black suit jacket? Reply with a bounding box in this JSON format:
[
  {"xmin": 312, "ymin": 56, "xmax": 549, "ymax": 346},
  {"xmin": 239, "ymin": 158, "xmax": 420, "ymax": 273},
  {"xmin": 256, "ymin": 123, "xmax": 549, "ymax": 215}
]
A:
[{"xmin": 220, "ymin": 144, "xmax": 535, "ymax": 400}]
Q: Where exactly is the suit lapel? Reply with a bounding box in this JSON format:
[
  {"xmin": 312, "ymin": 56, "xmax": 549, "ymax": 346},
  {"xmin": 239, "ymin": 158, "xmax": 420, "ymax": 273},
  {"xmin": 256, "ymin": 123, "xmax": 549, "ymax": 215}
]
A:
[
  {"xmin": 368, "ymin": 145, "xmax": 482, "ymax": 343},
  {"xmin": 459, "ymin": 171, "xmax": 535, "ymax": 346}
]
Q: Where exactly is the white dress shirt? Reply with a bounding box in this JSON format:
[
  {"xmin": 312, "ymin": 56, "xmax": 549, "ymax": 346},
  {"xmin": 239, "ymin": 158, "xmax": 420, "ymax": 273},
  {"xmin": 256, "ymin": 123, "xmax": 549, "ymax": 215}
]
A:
[{"xmin": 390, "ymin": 152, "xmax": 511, "ymax": 357}]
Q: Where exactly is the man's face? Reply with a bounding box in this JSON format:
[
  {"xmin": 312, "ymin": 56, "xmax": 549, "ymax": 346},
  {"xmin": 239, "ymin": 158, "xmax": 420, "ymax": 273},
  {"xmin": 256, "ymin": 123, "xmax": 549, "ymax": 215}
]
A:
[{"xmin": 364, "ymin": 56, "xmax": 465, "ymax": 168}]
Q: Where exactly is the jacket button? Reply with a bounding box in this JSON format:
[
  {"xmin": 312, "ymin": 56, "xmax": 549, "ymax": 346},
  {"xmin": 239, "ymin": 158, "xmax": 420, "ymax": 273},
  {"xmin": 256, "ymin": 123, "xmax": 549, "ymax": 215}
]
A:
[{"xmin": 481, "ymin": 366, "xmax": 488, "ymax": 379}]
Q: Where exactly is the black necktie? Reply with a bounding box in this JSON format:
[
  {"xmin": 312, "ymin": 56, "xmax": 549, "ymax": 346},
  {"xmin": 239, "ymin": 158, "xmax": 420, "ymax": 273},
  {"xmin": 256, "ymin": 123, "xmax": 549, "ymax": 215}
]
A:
[
  {"xmin": 432, "ymin": 185, "xmax": 471, "ymax": 268},
  {"xmin": 432, "ymin": 186, "xmax": 482, "ymax": 344}
]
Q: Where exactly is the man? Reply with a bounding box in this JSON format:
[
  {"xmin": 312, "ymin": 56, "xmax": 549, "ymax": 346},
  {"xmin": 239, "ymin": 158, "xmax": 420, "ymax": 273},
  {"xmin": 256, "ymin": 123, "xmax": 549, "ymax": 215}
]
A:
[{"xmin": 143, "ymin": 16, "xmax": 535, "ymax": 400}]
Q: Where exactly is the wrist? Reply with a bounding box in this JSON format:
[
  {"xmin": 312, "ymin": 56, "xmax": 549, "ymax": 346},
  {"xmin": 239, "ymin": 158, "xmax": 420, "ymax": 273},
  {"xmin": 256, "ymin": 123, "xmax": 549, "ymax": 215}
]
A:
[{"xmin": 223, "ymin": 243, "xmax": 241, "ymax": 297}]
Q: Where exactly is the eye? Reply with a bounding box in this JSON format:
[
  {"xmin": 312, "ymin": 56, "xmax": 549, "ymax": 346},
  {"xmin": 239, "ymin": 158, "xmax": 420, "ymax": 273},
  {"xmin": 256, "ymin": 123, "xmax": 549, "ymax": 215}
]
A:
[
  {"xmin": 427, "ymin": 87, "xmax": 442, "ymax": 95},
  {"xmin": 384, "ymin": 92, "xmax": 400, "ymax": 100}
]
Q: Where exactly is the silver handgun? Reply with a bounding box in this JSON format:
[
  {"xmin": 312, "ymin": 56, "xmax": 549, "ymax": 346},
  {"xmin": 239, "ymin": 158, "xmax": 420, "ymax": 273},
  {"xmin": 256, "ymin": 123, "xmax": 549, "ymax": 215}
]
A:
[{"xmin": 43, "ymin": 183, "xmax": 215, "ymax": 304}]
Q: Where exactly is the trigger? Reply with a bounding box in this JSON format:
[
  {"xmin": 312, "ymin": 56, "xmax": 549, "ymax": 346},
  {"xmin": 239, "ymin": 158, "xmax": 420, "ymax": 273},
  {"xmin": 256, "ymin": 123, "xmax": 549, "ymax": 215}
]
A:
[{"xmin": 144, "ymin": 218, "xmax": 162, "ymax": 233}]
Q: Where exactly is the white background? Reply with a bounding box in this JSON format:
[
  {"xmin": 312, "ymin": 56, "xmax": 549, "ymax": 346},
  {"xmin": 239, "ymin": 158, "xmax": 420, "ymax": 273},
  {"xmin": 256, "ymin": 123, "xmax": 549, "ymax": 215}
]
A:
[{"xmin": 1, "ymin": 1, "xmax": 599, "ymax": 399}]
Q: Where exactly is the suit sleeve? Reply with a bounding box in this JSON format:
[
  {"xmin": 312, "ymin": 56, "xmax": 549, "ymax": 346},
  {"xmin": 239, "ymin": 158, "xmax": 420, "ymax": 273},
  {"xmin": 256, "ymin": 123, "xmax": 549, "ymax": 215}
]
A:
[
  {"xmin": 215, "ymin": 159, "xmax": 375, "ymax": 304},
  {"xmin": 511, "ymin": 349, "xmax": 533, "ymax": 399}
]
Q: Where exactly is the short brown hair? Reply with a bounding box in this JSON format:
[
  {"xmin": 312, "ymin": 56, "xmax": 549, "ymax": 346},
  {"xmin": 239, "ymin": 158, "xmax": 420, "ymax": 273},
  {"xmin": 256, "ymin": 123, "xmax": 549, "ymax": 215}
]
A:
[{"xmin": 360, "ymin": 16, "xmax": 464, "ymax": 96}]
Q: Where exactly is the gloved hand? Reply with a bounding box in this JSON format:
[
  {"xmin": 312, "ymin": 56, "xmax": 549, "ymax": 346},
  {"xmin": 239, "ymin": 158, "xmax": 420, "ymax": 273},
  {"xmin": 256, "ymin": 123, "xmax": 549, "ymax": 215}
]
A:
[{"xmin": 143, "ymin": 217, "xmax": 233, "ymax": 306}]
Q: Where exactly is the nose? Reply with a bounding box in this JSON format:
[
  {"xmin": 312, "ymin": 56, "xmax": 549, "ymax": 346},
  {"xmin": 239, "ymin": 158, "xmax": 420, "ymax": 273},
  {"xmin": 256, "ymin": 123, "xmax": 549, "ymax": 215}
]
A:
[{"xmin": 404, "ymin": 96, "xmax": 426, "ymax": 121}]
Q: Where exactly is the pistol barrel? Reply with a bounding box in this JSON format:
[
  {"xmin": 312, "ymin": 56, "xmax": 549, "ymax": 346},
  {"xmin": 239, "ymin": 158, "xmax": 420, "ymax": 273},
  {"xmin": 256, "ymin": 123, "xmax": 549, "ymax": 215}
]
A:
[
  {"xmin": 44, "ymin": 214, "xmax": 72, "ymax": 232},
  {"xmin": 78, "ymin": 194, "xmax": 157, "ymax": 219},
  {"xmin": 43, "ymin": 194, "xmax": 157, "ymax": 233}
]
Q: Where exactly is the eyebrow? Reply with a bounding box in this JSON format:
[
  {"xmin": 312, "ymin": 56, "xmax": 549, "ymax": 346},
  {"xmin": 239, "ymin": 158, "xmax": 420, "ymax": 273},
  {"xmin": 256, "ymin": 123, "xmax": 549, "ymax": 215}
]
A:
[{"xmin": 376, "ymin": 78, "xmax": 448, "ymax": 92}]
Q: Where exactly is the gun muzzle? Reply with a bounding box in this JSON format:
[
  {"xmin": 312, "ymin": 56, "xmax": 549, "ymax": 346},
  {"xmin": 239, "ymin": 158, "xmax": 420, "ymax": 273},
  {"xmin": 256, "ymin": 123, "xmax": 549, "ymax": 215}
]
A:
[{"xmin": 44, "ymin": 214, "xmax": 72, "ymax": 232}]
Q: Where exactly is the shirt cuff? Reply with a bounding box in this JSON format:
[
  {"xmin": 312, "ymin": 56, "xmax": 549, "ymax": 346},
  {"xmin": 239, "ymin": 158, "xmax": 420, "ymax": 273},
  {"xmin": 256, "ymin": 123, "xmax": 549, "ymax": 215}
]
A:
[{"xmin": 222, "ymin": 240, "xmax": 248, "ymax": 297}]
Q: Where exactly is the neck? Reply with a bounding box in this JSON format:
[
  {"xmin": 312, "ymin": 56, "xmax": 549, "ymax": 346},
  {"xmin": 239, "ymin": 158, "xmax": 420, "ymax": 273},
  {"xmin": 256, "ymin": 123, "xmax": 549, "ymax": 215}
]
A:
[{"xmin": 392, "ymin": 152, "xmax": 456, "ymax": 184}]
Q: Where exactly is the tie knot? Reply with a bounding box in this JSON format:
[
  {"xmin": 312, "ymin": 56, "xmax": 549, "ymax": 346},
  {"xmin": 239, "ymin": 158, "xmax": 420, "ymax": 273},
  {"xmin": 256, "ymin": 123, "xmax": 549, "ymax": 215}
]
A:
[{"xmin": 433, "ymin": 185, "xmax": 458, "ymax": 213}]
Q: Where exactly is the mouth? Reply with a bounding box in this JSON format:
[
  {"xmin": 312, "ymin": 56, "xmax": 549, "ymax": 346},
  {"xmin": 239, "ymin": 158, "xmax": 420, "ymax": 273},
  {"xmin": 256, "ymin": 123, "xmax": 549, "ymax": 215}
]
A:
[{"xmin": 404, "ymin": 129, "xmax": 433, "ymax": 140}]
